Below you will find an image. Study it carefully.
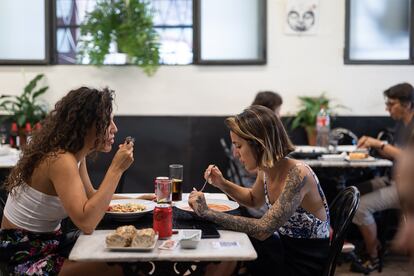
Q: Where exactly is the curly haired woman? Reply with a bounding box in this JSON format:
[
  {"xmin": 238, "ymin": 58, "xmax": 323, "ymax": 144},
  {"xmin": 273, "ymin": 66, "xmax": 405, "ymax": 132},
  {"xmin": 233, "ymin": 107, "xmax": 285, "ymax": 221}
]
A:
[{"xmin": 0, "ymin": 87, "xmax": 133, "ymax": 275}]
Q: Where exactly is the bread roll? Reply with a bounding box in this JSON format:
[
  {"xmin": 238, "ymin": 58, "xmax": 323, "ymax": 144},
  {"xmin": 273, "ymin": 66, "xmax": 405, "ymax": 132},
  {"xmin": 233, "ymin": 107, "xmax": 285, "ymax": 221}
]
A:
[
  {"xmin": 349, "ymin": 152, "xmax": 368, "ymax": 160},
  {"xmin": 131, "ymin": 228, "xmax": 156, "ymax": 248},
  {"xmin": 106, "ymin": 225, "xmax": 137, "ymax": 247},
  {"xmin": 106, "ymin": 233, "xmax": 131, "ymax": 247},
  {"xmin": 115, "ymin": 225, "xmax": 137, "ymax": 237}
]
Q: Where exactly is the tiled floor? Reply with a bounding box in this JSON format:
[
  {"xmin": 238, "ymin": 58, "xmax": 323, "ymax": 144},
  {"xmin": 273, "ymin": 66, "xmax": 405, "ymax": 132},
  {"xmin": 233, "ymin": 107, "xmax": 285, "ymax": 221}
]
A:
[{"xmin": 336, "ymin": 255, "xmax": 413, "ymax": 275}]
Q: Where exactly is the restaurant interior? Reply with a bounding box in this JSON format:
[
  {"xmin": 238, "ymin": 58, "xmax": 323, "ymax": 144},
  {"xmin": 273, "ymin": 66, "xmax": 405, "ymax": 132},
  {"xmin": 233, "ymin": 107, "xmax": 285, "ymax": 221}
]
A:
[{"xmin": 0, "ymin": 0, "xmax": 413, "ymax": 275}]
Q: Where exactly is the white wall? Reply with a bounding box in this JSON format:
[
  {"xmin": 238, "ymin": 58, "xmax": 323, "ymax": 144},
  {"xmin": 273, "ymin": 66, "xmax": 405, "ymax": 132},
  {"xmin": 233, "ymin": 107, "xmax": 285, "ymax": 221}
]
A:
[{"xmin": 1, "ymin": 0, "xmax": 414, "ymax": 116}]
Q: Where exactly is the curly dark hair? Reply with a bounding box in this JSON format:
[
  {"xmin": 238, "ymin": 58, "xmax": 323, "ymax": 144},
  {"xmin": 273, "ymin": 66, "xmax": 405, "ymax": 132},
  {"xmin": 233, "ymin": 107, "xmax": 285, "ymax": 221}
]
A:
[{"xmin": 4, "ymin": 87, "xmax": 114, "ymax": 193}]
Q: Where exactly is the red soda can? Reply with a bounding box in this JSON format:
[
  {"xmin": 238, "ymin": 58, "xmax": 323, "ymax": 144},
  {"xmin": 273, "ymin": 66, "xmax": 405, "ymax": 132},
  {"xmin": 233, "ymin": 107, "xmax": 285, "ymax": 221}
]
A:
[{"xmin": 153, "ymin": 204, "xmax": 172, "ymax": 239}]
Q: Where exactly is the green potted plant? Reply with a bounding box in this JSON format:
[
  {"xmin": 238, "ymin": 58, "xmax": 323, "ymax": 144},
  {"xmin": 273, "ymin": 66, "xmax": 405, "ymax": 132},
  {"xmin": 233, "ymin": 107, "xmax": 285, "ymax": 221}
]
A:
[
  {"xmin": 0, "ymin": 74, "xmax": 48, "ymax": 142},
  {"xmin": 78, "ymin": 0, "xmax": 160, "ymax": 76},
  {"xmin": 290, "ymin": 94, "xmax": 342, "ymax": 145}
]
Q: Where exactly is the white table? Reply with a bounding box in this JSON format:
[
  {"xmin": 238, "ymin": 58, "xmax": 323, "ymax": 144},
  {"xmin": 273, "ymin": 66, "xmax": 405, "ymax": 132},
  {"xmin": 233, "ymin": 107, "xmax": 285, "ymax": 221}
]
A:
[
  {"xmin": 69, "ymin": 230, "xmax": 257, "ymax": 262},
  {"xmin": 69, "ymin": 193, "xmax": 257, "ymax": 262},
  {"xmin": 300, "ymin": 158, "xmax": 393, "ymax": 168},
  {"xmin": 0, "ymin": 148, "xmax": 19, "ymax": 168}
]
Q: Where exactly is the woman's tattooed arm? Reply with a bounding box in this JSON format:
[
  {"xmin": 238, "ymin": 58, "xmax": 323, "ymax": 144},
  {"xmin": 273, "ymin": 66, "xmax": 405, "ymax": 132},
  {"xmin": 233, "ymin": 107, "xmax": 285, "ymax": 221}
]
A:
[{"xmin": 189, "ymin": 165, "xmax": 307, "ymax": 241}]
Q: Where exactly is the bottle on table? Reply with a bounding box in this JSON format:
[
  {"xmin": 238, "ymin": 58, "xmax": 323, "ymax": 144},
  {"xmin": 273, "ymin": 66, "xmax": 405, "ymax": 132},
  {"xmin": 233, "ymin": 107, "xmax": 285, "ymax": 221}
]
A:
[
  {"xmin": 25, "ymin": 122, "xmax": 32, "ymax": 144},
  {"xmin": 316, "ymin": 105, "xmax": 330, "ymax": 148},
  {"xmin": 9, "ymin": 122, "xmax": 19, "ymax": 149},
  {"xmin": 0, "ymin": 125, "xmax": 7, "ymax": 145},
  {"xmin": 153, "ymin": 176, "xmax": 173, "ymax": 239},
  {"xmin": 153, "ymin": 203, "xmax": 172, "ymax": 239}
]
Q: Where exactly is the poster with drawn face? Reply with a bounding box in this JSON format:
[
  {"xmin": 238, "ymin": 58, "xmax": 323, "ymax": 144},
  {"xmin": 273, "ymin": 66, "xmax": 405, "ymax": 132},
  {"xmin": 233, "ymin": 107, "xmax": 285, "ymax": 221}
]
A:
[{"xmin": 285, "ymin": 0, "xmax": 319, "ymax": 35}]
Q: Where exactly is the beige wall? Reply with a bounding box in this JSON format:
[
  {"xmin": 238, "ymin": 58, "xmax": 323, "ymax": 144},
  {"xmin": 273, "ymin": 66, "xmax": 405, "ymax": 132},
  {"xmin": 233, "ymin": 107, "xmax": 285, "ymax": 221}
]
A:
[{"xmin": 0, "ymin": 0, "xmax": 413, "ymax": 116}]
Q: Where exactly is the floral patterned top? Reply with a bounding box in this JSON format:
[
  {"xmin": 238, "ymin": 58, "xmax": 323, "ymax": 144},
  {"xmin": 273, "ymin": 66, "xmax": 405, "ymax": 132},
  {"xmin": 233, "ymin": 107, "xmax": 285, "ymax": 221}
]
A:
[{"xmin": 264, "ymin": 162, "xmax": 330, "ymax": 239}]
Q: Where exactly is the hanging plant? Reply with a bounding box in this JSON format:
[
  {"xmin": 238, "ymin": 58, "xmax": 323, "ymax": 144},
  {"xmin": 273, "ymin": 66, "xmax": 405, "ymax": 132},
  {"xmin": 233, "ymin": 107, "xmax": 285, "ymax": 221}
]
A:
[{"xmin": 78, "ymin": 0, "xmax": 160, "ymax": 76}]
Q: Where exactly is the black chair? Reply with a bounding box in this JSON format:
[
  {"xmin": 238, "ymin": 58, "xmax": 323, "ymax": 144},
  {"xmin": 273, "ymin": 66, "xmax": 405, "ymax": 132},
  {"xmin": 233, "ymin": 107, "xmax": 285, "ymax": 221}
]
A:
[
  {"xmin": 323, "ymin": 186, "xmax": 360, "ymax": 276},
  {"xmin": 219, "ymin": 138, "xmax": 243, "ymax": 186},
  {"xmin": 330, "ymin": 128, "xmax": 358, "ymax": 145}
]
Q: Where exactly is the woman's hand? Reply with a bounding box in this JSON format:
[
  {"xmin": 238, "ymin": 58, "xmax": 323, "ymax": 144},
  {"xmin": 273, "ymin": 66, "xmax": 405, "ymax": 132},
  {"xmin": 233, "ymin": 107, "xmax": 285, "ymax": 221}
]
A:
[
  {"xmin": 357, "ymin": 136, "xmax": 382, "ymax": 149},
  {"xmin": 204, "ymin": 165, "xmax": 226, "ymax": 189},
  {"xmin": 189, "ymin": 191, "xmax": 209, "ymax": 217},
  {"xmin": 110, "ymin": 141, "xmax": 134, "ymax": 173}
]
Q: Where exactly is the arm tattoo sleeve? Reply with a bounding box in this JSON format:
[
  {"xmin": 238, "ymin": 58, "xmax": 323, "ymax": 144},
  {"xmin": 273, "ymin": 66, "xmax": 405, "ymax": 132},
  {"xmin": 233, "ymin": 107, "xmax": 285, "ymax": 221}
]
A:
[{"xmin": 202, "ymin": 165, "xmax": 307, "ymax": 240}]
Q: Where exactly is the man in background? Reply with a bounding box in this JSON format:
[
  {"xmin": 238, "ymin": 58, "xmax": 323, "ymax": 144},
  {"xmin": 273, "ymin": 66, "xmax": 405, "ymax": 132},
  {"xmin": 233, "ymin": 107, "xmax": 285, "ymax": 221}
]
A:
[{"xmin": 351, "ymin": 83, "xmax": 414, "ymax": 273}]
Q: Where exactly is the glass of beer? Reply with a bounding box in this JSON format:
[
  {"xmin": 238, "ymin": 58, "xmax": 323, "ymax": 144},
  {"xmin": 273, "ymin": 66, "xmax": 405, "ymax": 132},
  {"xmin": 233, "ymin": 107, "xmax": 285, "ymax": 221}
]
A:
[{"xmin": 169, "ymin": 164, "xmax": 183, "ymax": 201}]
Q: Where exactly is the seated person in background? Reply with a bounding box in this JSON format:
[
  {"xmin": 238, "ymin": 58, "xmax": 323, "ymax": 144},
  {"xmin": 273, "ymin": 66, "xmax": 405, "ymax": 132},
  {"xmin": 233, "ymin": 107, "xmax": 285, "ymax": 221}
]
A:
[
  {"xmin": 393, "ymin": 132, "xmax": 414, "ymax": 260},
  {"xmin": 351, "ymin": 83, "xmax": 414, "ymax": 273},
  {"xmin": 237, "ymin": 90, "xmax": 283, "ymax": 218},
  {"xmin": 0, "ymin": 87, "xmax": 136, "ymax": 275},
  {"xmin": 190, "ymin": 105, "xmax": 330, "ymax": 276},
  {"xmin": 251, "ymin": 90, "xmax": 283, "ymax": 117}
]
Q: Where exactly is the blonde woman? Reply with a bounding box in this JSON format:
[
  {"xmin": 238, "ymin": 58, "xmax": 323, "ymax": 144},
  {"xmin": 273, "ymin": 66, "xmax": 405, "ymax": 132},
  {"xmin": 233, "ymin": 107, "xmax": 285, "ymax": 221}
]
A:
[{"xmin": 189, "ymin": 105, "xmax": 330, "ymax": 276}]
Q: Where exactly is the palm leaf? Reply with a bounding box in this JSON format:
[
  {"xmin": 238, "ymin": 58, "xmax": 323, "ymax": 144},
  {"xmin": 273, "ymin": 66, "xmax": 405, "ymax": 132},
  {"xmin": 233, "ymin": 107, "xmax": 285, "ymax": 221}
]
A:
[
  {"xmin": 24, "ymin": 74, "xmax": 44, "ymax": 95},
  {"xmin": 32, "ymin": 86, "xmax": 48, "ymax": 99}
]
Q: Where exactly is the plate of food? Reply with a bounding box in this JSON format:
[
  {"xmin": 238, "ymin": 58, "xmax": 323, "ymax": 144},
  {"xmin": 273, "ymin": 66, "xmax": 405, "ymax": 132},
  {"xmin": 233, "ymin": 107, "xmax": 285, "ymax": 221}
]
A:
[
  {"xmin": 345, "ymin": 152, "xmax": 376, "ymax": 162},
  {"xmin": 175, "ymin": 199, "xmax": 239, "ymax": 213},
  {"xmin": 105, "ymin": 226, "xmax": 158, "ymax": 251},
  {"xmin": 106, "ymin": 199, "xmax": 156, "ymax": 221}
]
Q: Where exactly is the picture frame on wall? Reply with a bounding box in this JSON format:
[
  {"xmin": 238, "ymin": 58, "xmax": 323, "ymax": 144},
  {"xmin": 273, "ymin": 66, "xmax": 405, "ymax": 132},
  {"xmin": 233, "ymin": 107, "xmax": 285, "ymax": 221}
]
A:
[{"xmin": 285, "ymin": 0, "xmax": 320, "ymax": 35}]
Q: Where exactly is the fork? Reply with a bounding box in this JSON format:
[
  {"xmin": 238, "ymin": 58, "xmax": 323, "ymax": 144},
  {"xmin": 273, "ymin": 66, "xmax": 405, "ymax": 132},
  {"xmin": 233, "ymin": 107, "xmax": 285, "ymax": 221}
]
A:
[
  {"xmin": 199, "ymin": 165, "xmax": 215, "ymax": 192},
  {"xmin": 199, "ymin": 179, "xmax": 208, "ymax": 193}
]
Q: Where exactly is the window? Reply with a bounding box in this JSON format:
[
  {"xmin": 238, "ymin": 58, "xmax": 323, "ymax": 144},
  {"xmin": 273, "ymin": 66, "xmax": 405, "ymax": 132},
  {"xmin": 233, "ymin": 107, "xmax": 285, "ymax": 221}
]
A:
[
  {"xmin": 0, "ymin": 0, "xmax": 266, "ymax": 66},
  {"xmin": 152, "ymin": 0, "xmax": 193, "ymax": 65},
  {"xmin": 55, "ymin": 0, "xmax": 193, "ymax": 65},
  {"xmin": 345, "ymin": 0, "xmax": 413, "ymax": 64},
  {"xmin": 0, "ymin": 0, "xmax": 50, "ymax": 64},
  {"xmin": 194, "ymin": 0, "xmax": 266, "ymax": 64}
]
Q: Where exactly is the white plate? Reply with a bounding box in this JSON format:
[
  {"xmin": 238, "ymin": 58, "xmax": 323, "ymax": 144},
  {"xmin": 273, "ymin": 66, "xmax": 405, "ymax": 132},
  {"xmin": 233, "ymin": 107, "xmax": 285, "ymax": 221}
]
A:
[
  {"xmin": 320, "ymin": 153, "xmax": 346, "ymax": 161},
  {"xmin": 345, "ymin": 156, "xmax": 376, "ymax": 162},
  {"xmin": 336, "ymin": 145, "xmax": 357, "ymax": 153},
  {"xmin": 175, "ymin": 199, "xmax": 239, "ymax": 213},
  {"xmin": 105, "ymin": 234, "xmax": 158, "ymax": 251},
  {"xmin": 106, "ymin": 199, "xmax": 156, "ymax": 221},
  {"xmin": 294, "ymin": 146, "xmax": 328, "ymax": 154}
]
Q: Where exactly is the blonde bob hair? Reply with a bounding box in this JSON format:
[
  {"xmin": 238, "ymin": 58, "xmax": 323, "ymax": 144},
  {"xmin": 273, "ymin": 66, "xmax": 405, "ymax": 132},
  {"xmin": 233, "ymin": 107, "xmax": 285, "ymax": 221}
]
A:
[{"xmin": 225, "ymin": 105, "xmax": 295, "ymax": 168}]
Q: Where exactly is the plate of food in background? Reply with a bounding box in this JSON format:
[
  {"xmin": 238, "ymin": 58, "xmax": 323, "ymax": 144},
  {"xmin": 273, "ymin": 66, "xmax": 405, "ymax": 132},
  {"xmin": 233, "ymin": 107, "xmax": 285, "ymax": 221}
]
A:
[
  {"xmin": 175, "ymin": 199, "xmax": 239, "ymax": 213},
  {"xmin": 345, "ymin": 151, "xmax": 375, "ymax": 162},
  {"xmin": 106, "ymin": 199, "xmax": 156, "ymax": 221}
]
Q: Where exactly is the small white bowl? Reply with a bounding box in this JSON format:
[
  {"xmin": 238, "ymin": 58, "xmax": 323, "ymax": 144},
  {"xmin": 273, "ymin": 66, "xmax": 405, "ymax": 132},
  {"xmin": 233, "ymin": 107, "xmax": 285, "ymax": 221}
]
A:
[{"xmin": 180, "ymin": 230, "xmax": 201, "ymax": 249}]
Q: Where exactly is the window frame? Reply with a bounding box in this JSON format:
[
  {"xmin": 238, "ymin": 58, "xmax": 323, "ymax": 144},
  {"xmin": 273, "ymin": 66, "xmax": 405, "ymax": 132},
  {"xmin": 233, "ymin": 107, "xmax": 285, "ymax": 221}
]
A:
[
  {"xmin": 1, "ymin": 0, "xmax": 268, "ymax": 66},
  {"xmin": 344, "ymin": 0, "xmax": 414, "ymax": 65},
  {"xmin": 0, "ymin": 0, "xmax": 52, "ymax": 65},
  {"xmin": 193, "ymin": 0, "xmax": 267, "ymax": 65}
]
